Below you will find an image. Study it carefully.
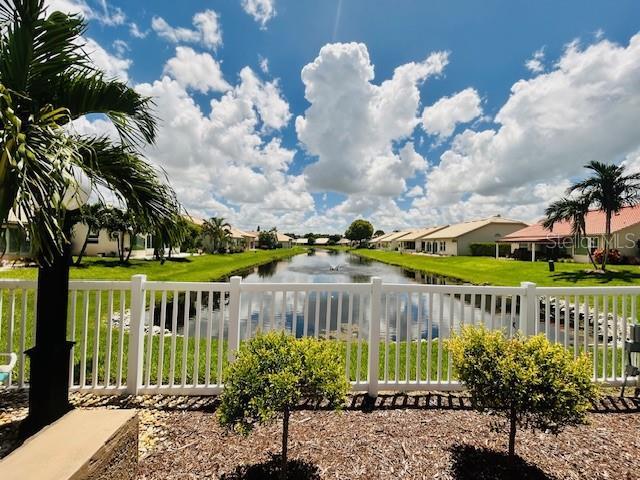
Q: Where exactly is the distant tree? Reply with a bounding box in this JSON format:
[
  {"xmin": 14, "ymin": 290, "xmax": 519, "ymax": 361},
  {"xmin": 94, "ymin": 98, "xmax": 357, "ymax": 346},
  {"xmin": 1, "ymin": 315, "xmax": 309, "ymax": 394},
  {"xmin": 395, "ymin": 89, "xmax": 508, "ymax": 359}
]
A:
[
  {"xmin": 74, "ymin": 203, "xmax": 105, "ymax": 266},
  {"xmin": 544, "ymin": 197, "xmax": 597, "ymax": 269},
  {"xmin": 153, "ymin": 212, "xmax": 187, "ymax": 261},
  {"xmin": 449, "ymin": 326, "xmax": 598, "ymax": 457},
  {"xmin": 258, "ymin": 228, "xmax": 278, "ymax": 249},
  {"xmin": 178, "ymin": 217, "xmax": 203, "ymax": 253},
  {"xmin": 345, "ymin": 219, "xmax": 374, "ymax": 246},
  {"xmin": 304, "ymin": 233, "xmax": 316, "ymax": 246},
  {"xmin": 328, "ymin": 234, "xmax": 341, "ymax": 245},
  {"xmin": 568, "ymin": 161, "xmax": 640, "ymax": 270},
  {"xmin": 373, "ymin": 229, "xmax": 385, "ymax": 238},
  {"xmin": 101, "ymin": 207, "xmax": 133, "ymax": 262},
  {"xmin": 218, "ymin": 332, "xmax": 348, "ymax": 478},
  {"xmin": 202, "ymin": 217, "xmax": 231, "ymax": 253}
]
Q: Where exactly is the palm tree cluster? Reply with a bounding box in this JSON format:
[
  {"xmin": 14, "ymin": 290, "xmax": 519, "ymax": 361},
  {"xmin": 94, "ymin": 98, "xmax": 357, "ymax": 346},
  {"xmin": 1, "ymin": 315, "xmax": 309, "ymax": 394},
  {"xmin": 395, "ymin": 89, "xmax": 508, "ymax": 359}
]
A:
[
  {"xmin": 0, "ymin": 0, "xmax": 183, "ymax": 433},
  {"xmin": 544, "ymin": 161, "xmax": 640, "ymax": 271},
  {"xmin": 201, "ymin": 216, "xmax": 231, "ymax": 253}
]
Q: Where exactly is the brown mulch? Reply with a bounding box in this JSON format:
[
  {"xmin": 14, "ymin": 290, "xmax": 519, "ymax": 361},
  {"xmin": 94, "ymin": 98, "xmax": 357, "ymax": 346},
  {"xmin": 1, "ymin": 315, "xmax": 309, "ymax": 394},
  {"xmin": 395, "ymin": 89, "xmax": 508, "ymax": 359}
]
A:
[{"xmin": 1, "ymin": 390, "xmax": 639, "ymax": 479}]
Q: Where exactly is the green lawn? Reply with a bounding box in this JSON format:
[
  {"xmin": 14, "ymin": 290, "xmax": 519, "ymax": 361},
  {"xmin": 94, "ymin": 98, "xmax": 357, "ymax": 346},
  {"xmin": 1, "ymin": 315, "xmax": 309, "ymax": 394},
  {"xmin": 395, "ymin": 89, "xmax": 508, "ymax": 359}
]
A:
[
  {"xmin": 352, "ymin": 249, "xmax": 640, "ymax": 287},
  {"xmin": 0, "ymin": 248, "xmax": 306, "ymax": 282}
]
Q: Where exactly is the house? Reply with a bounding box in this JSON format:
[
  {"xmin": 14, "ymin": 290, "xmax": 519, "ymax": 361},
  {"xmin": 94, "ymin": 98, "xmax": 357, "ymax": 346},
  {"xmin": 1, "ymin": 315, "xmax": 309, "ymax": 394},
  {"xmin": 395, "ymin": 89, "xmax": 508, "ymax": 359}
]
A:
[
  {"xmin": 420, "ymin": 216, "xmax": 529, "ymax": 256},
  {"xmin": 314, "ymin": 237, "xmax": 329, "ymax": 246},
  {"xmin": 71, "ymin": 223, "xmax": 159, "ymax": 259},
  {"xmin": 370, "ymin": 231, "xmax": 413, "ymax": 250},
  {"xmin": 498, "ymin": 205, "xmax": 640, "ymax": 262},
  {"xmin": 398, "ymin": 226, "xmax": 449, "ymax": 252},
  {"xmin": 276, "ymin": 232, "xmax": 293, "ymax": 248},
  {"xmin": 294, "ymin": 238, "xmax": 309, "ymax": 245},
  {"xmin": 1, "ymin": 211, "xmax": 31, "ymax": 259},
  {"xmin": 225, "ymin": 227, "xmax": 257, "ymax": 251},
  {"xmin": 337, "ymin": 238, "xmax": 351, "ymax": 246}
]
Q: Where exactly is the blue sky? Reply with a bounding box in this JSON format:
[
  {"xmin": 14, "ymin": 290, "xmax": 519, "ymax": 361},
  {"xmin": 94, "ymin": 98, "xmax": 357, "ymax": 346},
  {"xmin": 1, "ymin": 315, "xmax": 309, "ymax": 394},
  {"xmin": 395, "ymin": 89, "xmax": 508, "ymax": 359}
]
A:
[{"xmin": 54, "ymin": 0, "xmax": 640, "ymax": 233}]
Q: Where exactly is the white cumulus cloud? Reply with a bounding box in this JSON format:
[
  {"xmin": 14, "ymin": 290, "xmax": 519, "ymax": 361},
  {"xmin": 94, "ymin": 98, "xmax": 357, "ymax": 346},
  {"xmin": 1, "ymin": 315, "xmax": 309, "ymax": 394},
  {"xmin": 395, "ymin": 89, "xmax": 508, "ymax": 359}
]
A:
[
  {"xmin": 525, "ymin": 47, "xmax": 546, "ymax": 73},
  {"xmin": 164, "ymin": 47, "xmax": 231, "ymax": 93},
  {"xmin": 152, "ymin": 10, "xmax": 222, "ymax": 51},
  {"xmin": 296, "ymin": 42, "xmax": 447, "ymax": 197},
  {"xmin": 241, "ymin": 0, "xmax": 276, "ymax": 28},
  {"xmin": 423, "ymin": 33, "xmax": 640, "ymax": 221},
  {"xmin": 421, "ymin": 87, "xmax": 483, "ymax": 140}
]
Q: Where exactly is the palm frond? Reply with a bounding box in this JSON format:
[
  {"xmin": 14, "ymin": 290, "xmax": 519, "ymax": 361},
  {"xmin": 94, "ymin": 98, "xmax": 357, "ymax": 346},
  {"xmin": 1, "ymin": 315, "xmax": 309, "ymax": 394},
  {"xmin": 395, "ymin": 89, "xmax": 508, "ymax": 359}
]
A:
[
  {"xmin": 73, "ymin": 136, "xmax": 181, "ymax": 244},
  {"xmin": 50, "ymin": 73, "xmax": 157, "ymax": 146}
]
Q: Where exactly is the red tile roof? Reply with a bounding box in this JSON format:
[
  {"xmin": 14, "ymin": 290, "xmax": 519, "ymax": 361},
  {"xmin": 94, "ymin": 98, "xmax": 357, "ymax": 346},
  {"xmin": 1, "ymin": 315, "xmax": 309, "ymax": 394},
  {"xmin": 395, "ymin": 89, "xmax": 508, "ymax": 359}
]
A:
[{"xmin": 500, "ymin": 204, "xmax": 640, "ymax": 242}]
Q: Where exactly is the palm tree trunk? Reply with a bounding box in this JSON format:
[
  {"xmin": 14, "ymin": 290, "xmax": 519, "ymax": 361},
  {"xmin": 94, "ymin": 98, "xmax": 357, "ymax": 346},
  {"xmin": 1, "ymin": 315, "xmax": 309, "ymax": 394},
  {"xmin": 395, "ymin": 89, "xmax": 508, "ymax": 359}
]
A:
[
  {"xmin": 602, "ymin": 211, "xmax": 612, "ymax": 271},
  {"xmin": 74, "ymin": 232, "xmax": 90, "ymax": 266},
  {"xmin": 583, "ymin": 229, "xmax": 598, "ymax": 270},
  {"xmin": 125, "ymin": 232, "xmax": 134, "ymax": 263}
]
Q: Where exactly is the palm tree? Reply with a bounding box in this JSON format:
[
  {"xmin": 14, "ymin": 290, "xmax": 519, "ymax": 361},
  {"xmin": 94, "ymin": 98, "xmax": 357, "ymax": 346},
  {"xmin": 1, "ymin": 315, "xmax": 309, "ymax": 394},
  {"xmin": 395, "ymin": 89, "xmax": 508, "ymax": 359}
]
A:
[
  {"xmin": 73, "ymin": 202, "xmax": 105, "ymax": 266},
  {"xmin": 543, "ymin": 197, "xmax": 598, "ymax": 270},
  {"xmin": 0, "ymin": 1, "xmax": 182, "ymax": 434},
  {"xmin": 202, "ymin": 217, "xmax": 231, "ymax": 253},
  {"xmin": 568, "ymin": 161, "xmax": 640, "ymax": 270}
]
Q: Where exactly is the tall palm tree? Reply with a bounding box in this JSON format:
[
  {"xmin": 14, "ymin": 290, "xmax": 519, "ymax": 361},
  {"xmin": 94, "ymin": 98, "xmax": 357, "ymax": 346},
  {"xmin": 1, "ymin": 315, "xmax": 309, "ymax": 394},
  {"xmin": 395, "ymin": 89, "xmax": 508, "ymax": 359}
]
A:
[
  {"xmin": 202, "ymin": 217, "xmax": 231, "ymax": 253},
  {"xmin": 543, "ymin": 197, "xmax": 598, "ymax": 270},
  {"xmin": 0, "ymin": 0, "xmax": 182, "ymax": 434},
  {"xmin": 568, "ymin": 161, "xmax": 640, "ymax": 270}
]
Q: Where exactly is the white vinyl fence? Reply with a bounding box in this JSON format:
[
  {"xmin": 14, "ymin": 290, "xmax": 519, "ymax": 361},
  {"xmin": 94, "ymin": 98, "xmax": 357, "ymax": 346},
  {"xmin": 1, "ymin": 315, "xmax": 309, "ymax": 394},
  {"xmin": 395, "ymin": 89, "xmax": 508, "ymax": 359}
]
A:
[{"xmin": 0, "ymin": 276, "xmax": 637, "ymax": 396}]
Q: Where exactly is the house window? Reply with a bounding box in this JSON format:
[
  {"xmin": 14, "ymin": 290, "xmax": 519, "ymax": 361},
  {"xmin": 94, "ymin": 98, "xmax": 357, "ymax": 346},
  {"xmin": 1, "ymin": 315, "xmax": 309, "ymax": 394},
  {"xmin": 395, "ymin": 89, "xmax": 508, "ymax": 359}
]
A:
[
  {"xmin": 426, "ymin": 242, "xmax": 431, "ymax": 253},
  {"xmin": 3, "ymin": 226, "xmax": 30, "ymax": 254},
  {"xmin": 87, "ymin": 228, "xmax": 100, "ymax": 244},
  {"xmin": 439, "ymin": 241, "xmax": 446, "ymax": 252}
]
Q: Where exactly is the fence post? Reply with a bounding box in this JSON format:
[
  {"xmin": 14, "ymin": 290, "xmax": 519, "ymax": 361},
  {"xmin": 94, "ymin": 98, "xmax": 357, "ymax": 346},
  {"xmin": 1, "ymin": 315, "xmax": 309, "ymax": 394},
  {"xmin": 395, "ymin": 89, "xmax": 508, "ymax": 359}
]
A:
[
  {"xmin": 520, "ymin": 282, "xmax": 537, "ymax": 337},
  {"xmin": 368, "ymin": 277, "xmax": 382, "ymax": 398},
  {"xmin": 126, "ymin": 274, "xmax": 147, "ymax": 395},
  {"xmin": 227, "ymin": 276, "xmax": 242, "ymax": 362}
]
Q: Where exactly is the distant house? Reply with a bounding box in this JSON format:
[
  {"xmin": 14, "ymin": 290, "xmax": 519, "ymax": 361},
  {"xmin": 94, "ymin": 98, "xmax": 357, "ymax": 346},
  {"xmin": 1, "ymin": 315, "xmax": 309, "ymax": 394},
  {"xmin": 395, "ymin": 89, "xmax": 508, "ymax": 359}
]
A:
[
  {"xmin": 398, "ymin": 226, "xmax": 448, "ymax": 252},
  {"xmin": 294, "ymin": 238, "xmax": 309, "ymax": 245},
  {"xmin": 337, "ymin": 238, "xmax": 351, "ymax": 246},
  {"xmin": 314, "ymin": 237, "xmax": 329, "ymax": 246},
  {"xmin": 276, "ymin": 232, "xmax": 293, "ymax": 248},
  {"xmin": 499, "ymin": 205, "xmax": 640, "ymax": 262},
  {"xmin": 1, "ymin": 211, "xmax": 31, "ymax": 259},
  {"xmin": 369, "ymin": 231, "xmax": 413, "ymax": 250},
  {"xmin": 420, "ymin": 216, "xmax": 528, "ymax": 256},
  {"xmin": 226, "ymin": 227, "xmax": 257, "ymax": 251}
]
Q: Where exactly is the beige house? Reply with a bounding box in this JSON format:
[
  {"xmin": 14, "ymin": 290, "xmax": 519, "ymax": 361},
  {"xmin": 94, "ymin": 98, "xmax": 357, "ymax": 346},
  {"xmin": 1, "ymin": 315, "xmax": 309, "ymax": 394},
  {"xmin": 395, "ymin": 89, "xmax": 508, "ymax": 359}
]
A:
[
  {"xmin": 421, "ymin": 216, "xmax": 528, "ymax": 256},
  {"xmin": 294, "ymin": 238, "xmax": 309, "ymax": 245},
  {"xmin": 369, "ymin": 231, "xmax": 413, "ymax": 250},
  {"xmin": 225, "ymin": 227, "xmax": 257, "ymax": 251},
  {"xmin": 314, "ymin": 237, "xmax": 329, "ymax": 246},
  {"xmin": 276, "ymin": 232, "xmax": 293, "ymax": 248},
  {"xmin": 71, "ymin": 223, "xmax": 158, "ymax": 259},
  {"xmin": 398, "ymin": 226, "xmax": 449, "ymax": 252}
]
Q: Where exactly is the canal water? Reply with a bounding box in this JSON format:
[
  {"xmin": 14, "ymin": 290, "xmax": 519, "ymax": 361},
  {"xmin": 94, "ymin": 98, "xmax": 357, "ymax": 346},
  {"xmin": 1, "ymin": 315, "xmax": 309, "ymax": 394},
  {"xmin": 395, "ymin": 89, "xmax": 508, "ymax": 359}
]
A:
[{"xmin": 174, "ymin": 250, "xmax": 521, "ymax": 342}]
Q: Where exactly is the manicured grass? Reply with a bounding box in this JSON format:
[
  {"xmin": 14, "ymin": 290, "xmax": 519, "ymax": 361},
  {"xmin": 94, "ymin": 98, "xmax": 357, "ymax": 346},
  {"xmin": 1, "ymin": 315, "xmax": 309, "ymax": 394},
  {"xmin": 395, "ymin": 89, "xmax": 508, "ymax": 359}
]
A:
[
  {"xmin": 0, "ymin": 248, "xmax": 307, "ymax": 282},
  {"xmin": 352, "ymin": 249, "xmax": 640, "ymax": 287}
]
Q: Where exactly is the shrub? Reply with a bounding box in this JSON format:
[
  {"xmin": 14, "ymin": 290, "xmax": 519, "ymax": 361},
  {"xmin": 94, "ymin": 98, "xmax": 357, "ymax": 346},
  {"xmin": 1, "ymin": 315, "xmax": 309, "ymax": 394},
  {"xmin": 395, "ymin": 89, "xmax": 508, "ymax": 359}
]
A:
[
  {"xmin": 593, "ymin": 248, "xmax": 621, "ymax": 264},
  {"xmin": 218, "ymin": 332, "xmax": 348, "ymax": 477},
  {"xmin": 470, "ymin": 243, "xmax": 510, "ymax": 257},
  {"xmin": 448, "ymin": 326, "xmax": 598, "ymax": 457}
]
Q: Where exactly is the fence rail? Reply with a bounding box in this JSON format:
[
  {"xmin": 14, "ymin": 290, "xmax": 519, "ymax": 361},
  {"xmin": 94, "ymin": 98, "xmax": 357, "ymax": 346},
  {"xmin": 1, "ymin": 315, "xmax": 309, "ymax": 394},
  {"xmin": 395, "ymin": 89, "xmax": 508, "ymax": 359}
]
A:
[{"xmin": 1, "ymin": 276, "xmax": 638, "ymax": 396}]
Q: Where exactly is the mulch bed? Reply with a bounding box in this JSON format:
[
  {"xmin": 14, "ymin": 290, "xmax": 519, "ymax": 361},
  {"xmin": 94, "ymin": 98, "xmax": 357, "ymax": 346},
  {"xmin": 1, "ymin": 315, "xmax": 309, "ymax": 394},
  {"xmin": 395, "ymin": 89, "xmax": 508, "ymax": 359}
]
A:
[{"xmin": 1, "ymin": 391, "xmax": 639, "ymax": 479}]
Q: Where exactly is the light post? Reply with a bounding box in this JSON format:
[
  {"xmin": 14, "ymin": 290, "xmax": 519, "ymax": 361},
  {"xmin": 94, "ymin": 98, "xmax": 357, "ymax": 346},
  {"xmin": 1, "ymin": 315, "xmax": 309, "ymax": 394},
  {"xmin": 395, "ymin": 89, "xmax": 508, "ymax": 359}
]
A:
[{"xmin": 21, "ymin": 168, "xmax": 91, "ymax": 436}]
